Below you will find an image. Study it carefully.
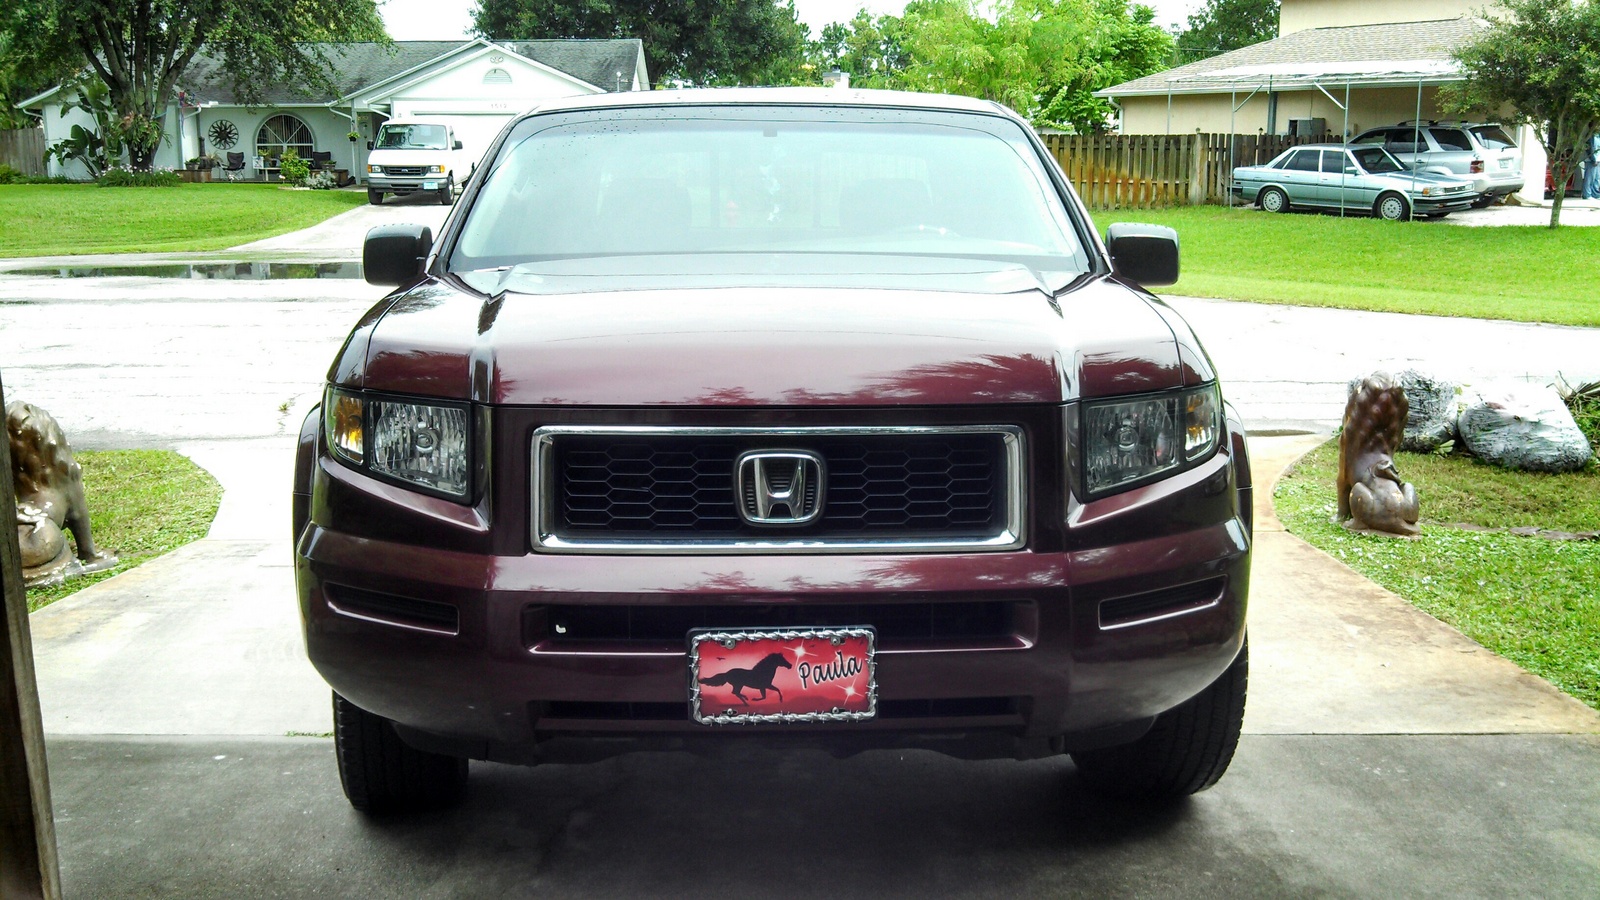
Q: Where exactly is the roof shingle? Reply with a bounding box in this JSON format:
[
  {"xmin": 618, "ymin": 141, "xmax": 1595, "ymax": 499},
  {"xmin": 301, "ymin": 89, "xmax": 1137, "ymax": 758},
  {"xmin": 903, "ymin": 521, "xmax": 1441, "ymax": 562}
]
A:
[{"xmin": 1101, "ymin": 17, "xmax": 1485, "ymax": 96}]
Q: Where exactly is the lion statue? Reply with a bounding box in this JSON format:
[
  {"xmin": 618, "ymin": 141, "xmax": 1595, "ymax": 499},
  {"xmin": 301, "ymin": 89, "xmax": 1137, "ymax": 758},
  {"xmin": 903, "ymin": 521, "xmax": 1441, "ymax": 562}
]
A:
[
  {"xmin": 1337, "ymin": 374, "xmax": 1421, "ymax": 537},
  {"xmin": 8, "ymin": 401, "xmax": 115, "ymax": 586}
]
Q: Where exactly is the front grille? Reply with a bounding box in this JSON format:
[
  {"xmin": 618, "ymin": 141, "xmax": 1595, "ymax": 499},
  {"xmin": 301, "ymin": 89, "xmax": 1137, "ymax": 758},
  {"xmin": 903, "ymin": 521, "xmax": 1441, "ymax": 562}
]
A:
[
  {"xmin": 383, "ymin": 165, "xmax": 427, "ymax": 176},
  {"xmin": 527, "ymin": 601, "xmax": 1026, "ymax": 647},
  {"xmin": 533, "ymin": 426, "xmax": 1023, "ymax": 551}
]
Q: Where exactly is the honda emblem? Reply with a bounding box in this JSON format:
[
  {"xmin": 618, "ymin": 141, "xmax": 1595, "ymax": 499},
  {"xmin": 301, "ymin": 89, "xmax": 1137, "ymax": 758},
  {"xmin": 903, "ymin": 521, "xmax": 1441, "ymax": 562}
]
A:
[{"xmin": 735, "ymin": 450, "xmax": 825, "ymax": 526}]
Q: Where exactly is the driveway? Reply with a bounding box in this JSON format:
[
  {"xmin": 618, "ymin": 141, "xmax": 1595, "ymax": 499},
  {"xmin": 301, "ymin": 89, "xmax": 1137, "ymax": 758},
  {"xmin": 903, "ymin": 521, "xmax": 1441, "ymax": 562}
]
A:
[{"xmin": 3, "ymin": 202, "xmax": 1599, "ymax": 895}]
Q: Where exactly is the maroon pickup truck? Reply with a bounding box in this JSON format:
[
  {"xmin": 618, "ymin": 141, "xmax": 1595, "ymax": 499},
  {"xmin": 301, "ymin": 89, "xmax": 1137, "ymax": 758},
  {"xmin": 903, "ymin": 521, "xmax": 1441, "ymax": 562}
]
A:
[{"xmin": 294, "ymin": 89, "xmax": 1252, "ymax": 814}]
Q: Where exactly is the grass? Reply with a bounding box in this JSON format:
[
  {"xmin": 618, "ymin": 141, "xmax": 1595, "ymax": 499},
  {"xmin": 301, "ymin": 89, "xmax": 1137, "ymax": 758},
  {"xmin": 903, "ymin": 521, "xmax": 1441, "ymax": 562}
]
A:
[
  {"xmin": 1089, "ymin": 205, "xmax": 1600, "ymax": 328},
  {"xmin": 0, "ymin": 183, "xmax": 365, "ymax": 258},
  {"xmin": 1274, "ymin": 441, "xmax": 1600, "ymax": 710},
  {"xmin": 25, "ymin": 450, "xmax": 222, "ymax": 612}
]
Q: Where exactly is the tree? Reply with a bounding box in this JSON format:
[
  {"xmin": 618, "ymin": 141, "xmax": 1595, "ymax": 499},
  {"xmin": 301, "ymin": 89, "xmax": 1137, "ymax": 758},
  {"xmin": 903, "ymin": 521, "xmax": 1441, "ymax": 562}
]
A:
[
  {"xmin": 4, "ymin": 0, "xmax": 387, "ymax": 169},
  {"xmin": 894, "ymin": 0, "xmax": 1172, "ymax": 133},
  {"xmin": 1175, "ymin": 0, "xmax": 1279, "ymax": 64},
  {"xmin": 1446, "ymin": 0, "xmax": 1600, "ymax": 228},
  {"xmin": 472, "ymin": 0, "xmax": 808, "ymax": 86},
  {"xmin": 815, "ymin": 8, "xmax": 916, "ymax": 88}
]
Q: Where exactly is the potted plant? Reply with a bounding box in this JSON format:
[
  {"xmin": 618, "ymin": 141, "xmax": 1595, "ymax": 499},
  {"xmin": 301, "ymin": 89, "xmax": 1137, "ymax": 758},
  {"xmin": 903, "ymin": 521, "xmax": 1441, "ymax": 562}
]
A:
[{"xmin": 347, "ymin": 130, "xmax": 360, "ymax": 142}]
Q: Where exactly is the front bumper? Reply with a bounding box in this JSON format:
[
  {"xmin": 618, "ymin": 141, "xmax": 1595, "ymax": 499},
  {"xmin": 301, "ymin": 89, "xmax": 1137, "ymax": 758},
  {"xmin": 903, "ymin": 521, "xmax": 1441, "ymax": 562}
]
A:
[
  {"xmin": 295, "ymin": 409, "xmax": 1252, "ymax": 763},
  {"xmin": 1411, "ymin": 193, "xmax": 1475, "ymax": 213},
  {"xmin": 368, "ymin": 175, "xmax": 444, "ymax": 195}
]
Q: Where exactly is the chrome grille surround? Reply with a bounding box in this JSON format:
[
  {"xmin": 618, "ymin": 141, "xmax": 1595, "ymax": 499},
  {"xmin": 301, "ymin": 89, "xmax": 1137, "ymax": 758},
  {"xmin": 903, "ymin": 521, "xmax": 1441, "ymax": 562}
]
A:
[{"xmin": 530, "ymin": 425, "xmax": 1026, "ymax": 554}]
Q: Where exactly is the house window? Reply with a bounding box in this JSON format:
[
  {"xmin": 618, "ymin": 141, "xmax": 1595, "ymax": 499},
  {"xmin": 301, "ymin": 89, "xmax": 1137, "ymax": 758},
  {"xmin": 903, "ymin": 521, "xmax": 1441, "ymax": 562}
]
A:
[
  {"xmin": 484, "ymin": 68, "xmax": 513, "ymax": 85},
  {"xmin": 256, "ymin": 114, "xmax": 314, "ymax": 159}
]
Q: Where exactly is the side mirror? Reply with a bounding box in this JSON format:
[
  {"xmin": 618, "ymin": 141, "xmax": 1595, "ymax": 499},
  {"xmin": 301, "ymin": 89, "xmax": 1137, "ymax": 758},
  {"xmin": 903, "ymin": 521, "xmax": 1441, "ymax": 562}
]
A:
[
  {"xmin": 363, "ymin": 224, "xmax": 433, "ymax": 287},
  {"xmin": 365, "ymin": 141, "xmax": 373, "ymax": 151},
  {"xmin": 1105, "ymin": 223, "xmax": 1179, "ymax": 288},
  {"xmin": 453, "ymin": 140, "xmax": 463, "ymax": 150}
]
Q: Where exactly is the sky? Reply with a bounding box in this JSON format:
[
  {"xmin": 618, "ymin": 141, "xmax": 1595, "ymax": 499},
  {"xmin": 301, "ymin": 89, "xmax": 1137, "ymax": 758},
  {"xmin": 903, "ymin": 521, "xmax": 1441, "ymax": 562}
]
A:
[{"xmin": 379, "ymin": 0, "xmax": 1206, "ymax": 43}]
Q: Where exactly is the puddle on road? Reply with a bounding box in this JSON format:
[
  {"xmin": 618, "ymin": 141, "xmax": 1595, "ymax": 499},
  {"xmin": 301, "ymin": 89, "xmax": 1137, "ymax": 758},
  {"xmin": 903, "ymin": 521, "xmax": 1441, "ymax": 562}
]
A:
[{"xmin": 6, "ymin": 261, "xmax": 362, "ymax": 280}]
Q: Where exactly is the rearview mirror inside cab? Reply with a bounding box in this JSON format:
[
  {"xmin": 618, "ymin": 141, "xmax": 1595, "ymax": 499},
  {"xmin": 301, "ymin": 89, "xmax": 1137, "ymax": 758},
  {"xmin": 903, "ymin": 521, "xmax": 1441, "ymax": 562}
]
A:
[{"xmin": 1105, "ymin": 223, "xmax": 1179, "ymax": 287}]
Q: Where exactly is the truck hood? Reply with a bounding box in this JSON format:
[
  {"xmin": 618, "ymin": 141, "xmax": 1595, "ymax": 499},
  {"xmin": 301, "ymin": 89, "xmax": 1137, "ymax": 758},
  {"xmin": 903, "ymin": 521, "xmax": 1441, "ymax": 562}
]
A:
[{"xmin": 344, "ymin": 260, "xmax": 1208, "ymax": 407}]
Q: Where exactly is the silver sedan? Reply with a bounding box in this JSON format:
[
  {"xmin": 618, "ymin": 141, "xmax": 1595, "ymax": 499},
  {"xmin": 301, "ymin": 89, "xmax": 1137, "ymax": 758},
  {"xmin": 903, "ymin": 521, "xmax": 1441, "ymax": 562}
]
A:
[{"xmin": 1232, "ymin": 144, "xmax": 1478, "ymax": 220}]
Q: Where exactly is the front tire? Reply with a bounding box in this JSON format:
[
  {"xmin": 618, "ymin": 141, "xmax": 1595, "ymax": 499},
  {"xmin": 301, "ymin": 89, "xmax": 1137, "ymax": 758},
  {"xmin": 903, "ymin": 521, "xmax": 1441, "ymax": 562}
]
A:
[
  {"xmin": 1376, "ymin": 192, "xmax": 1410, "ymax": 221},
  {"xmin": 1259, "ymin": 186, "xmax": 1289, "ymax": 213},
  {"xmin": 438, "ymin": 175, "xmax": 454, "ymax": 206},
  {"xmin": 333, "ymin": 693, "xmax": 468, "ymax": 814},
  {"xmin": 367, "ymin": 189, "xmax": 383, "ymax": 205},
  {"xmin": 1071, "ymin": 640, "xmax": 1248, "ymax": 802}
]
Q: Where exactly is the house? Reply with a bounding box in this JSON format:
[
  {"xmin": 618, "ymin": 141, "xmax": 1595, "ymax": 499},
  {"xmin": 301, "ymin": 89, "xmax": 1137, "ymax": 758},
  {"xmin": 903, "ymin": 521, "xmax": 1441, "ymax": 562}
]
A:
[
  {"xmin": 20, "ymin": 38, "xmax": 648, "ymax": 181},
  {"xmin": 1097, "ymin": 0, "xmax": 1488, "ymax": 139},
  {"xmin": 1095, "ymin": 0, "xmax": 1552, "ymax": 201}
]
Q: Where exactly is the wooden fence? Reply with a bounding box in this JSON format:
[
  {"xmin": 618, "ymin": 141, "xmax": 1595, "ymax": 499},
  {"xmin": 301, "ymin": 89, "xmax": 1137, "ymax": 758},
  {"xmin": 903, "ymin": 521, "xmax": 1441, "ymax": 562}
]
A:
[
  {"xmin": 0, "ymin": 128, "xmax": 47, "ymax": 177},
  {"xmin": 1041, "ymin": 132, "xmax": 1322, "ymax": 209}
]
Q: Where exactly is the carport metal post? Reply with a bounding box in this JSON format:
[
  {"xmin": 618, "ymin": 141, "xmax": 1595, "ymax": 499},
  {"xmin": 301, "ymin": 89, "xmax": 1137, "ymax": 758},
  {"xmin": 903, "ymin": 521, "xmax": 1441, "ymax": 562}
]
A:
[{"xmin": 0, "ymin": 371, "xmax": 63, "ymax": 900}]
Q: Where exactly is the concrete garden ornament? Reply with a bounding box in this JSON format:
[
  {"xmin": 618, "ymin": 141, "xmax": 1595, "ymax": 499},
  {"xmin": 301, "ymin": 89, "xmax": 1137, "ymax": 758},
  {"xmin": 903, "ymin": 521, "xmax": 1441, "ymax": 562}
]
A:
[
  {"xmin": 7, "ymin": 401, "xmax": 116, "ymax": 587},
  {"xmin": 1338, "ymin": 374, "xmax": 1421, "ymax": 537}
]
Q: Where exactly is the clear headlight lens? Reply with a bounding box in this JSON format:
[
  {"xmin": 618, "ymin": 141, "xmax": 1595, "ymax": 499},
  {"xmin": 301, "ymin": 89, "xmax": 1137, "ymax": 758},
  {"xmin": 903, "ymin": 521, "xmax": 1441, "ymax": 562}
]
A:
[
  {"xmin": 1079, "ymin": 384, "xmax": 1221, "ymax": 497},
  {"xmin": 324, "ymin": 387, "xmax": 470, "ymax": 499},
  {"xmin": 428, "ymin": 165, "xmax": 445, "ymax": 174},
  {"xmin": 370, "ymin": 399, "xmax": 469, "ymax": 496},
  {"xmin": 366, "ymin": 164, "xmax": 382, "ymax": 174}
]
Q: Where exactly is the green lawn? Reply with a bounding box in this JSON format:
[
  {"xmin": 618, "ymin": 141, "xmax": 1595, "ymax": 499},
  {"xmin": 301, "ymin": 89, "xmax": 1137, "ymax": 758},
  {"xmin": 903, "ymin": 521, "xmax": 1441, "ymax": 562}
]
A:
[
  {"xmin": 26, "ymin": 450, "xmax": 221, "ymax": 612},
  {"xmin": 1089, "ymin": 205, "xmax": 1600, "ymax": 328},
  {"xmin": 0, "ymin": 183, "xmax": 365, "ymax": 258},
  {"xmin": 1274, "ymin": 441, "xmax": 1600, "ymax": 710}
]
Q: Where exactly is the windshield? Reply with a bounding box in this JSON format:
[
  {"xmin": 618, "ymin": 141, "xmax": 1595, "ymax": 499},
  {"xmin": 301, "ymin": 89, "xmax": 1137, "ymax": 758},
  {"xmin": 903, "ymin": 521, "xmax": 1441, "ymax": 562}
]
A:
[
  {"xmin": 1352, "ymin": 147, "xmax": 1405, "ymax": 174},
  {"xmin": 375, "ymin": 124, "xmax": 449, "ymax": 150},
  {"xmin": 1470, "ymin": 125, "xmax": 1517, "ymax": 150},
  {"xmin": 450, "ymin": 114, "xmax": 1086, "ymax": 274}
]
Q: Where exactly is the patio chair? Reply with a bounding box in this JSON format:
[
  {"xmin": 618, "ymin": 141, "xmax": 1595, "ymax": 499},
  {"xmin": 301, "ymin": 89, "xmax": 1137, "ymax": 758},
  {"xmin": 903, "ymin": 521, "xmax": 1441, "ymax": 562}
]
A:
[
  {"xmin": 223, "ymin": 152, "xmax": 246, "ymax": 182},
  {"xmin": 309, "ymin": 151, "xmax": 333, "ymax": 170}
]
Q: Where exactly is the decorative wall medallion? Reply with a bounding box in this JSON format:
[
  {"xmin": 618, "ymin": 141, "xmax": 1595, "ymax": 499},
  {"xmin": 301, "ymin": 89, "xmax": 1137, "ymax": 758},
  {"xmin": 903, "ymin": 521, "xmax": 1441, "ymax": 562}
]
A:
[{"xmin": 208, "ymin": 119, "xmax": 239, "ymax": 149}]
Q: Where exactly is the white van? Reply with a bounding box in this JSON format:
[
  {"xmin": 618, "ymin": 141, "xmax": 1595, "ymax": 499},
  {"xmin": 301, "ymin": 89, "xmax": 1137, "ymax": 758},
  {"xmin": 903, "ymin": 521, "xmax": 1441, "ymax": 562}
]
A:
[{"xmin": 365, "ymin": 119, "xmax": 472, "ymax": 205}]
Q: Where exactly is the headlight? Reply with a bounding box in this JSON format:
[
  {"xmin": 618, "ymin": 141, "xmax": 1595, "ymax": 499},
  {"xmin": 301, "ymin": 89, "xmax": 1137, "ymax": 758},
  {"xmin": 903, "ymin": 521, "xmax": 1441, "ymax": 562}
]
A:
[
  {"xmin": 366, "ymin": 164, "xmax": 382, "ymax": 174},
  {"xmin": 1076, "ymin": 384, "xmax": 1222, "ymax": 498},
  {"xmin": 324, "ymin": 387, "xmax": 471, "ymax": 499},
  {"xmin": 428, "ymin": 165, "xmax": 445, "ymax": 174}
]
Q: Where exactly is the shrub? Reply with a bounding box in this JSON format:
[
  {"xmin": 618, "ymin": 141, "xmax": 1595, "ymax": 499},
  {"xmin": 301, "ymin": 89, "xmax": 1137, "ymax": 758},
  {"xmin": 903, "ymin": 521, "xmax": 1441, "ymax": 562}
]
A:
[
  {"xmin": 279, "ymin": 148, "xmax": 311, "ymax": 186},
  {"xmin": 0, "ymin": 164, "xmax": 22, "ymax": 184},
  {"xmin": 96, "ymin": 166, "xmax": 182, "ymax": 187},
  {"xmin": 306, "ymin": 170, "xmax": 340, "ymax": 190},
  {"xmin": 1561, "ymin": 379, "xmax": 1600, "ymax": 457}
]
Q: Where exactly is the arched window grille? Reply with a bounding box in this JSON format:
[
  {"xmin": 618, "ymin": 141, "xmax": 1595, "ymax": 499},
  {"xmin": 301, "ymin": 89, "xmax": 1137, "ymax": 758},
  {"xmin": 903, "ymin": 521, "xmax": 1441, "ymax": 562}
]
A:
[{"xmin": 256, "ymin": 114, "xmax": 314, "ymax": 159}]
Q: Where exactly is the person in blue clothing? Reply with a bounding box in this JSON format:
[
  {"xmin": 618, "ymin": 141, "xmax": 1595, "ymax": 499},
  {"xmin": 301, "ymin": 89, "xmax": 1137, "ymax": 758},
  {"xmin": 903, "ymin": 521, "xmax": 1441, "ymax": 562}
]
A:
[{"xmin": 1584, "ymin": 132, "xmax": 1600, "ymax": 199}]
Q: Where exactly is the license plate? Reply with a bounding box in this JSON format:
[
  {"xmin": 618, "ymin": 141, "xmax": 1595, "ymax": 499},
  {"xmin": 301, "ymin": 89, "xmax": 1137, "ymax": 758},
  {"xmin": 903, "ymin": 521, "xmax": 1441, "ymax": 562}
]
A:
[
  {"xmin": 690, "ymin": 628, "xmax": 876, "ymax": 724},
  {"xmin": 1499, "ymin": 159, "xmax": 1511, "ymax": 169},
  {"xmin": 423, "ymin": 180, "xmax": 438, "ymax": 189}
]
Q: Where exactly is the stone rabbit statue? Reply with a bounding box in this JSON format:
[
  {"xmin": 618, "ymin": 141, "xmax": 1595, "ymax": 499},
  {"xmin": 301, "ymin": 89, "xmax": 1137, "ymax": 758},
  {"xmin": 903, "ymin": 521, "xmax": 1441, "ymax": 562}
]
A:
[
  {"xmin": 1337, "ymin": 374, "xmax": 1421, "ymax": 537},
  {"xmin": 8, "ymin": 400, "xmax": 115, "ymax": 586}
]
